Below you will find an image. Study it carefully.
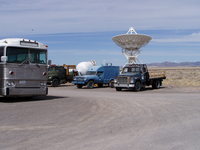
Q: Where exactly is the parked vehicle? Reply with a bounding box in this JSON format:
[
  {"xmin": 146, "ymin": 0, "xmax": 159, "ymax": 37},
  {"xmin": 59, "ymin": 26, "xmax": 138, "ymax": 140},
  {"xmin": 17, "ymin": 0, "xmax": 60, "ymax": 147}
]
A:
[
  {"xmin": 73, "ymin": 65, "xmax": 119, "ymax": 88},
  {"xmin": 76, "ymin": 61, "xmax": 96, "ymax": 75},
  {"xmin": 0, "ymin": 38, "xmax": 48, "ymax": 97},
  {"xmin": 114, "ymin": 64, "xmax": 166, "ymax": 91},
  {"xmin": 48, "ymin": 65, "xmax": 77, "ymax": 87}
]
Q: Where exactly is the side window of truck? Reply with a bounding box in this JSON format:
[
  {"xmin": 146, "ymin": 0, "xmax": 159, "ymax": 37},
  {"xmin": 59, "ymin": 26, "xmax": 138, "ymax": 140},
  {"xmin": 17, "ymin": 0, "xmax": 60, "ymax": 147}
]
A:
[
  {"xmin": 123, "ymin": 68, "xmax": 128, "ymax": 73},
  {"xmin": 97, "ymin": 71, "xmax": 103, "ymax": 76},
  {"xmin": 142, "ymin": 67, "xmax": 147, "ymax": 73},
  {"xmin": 0, "ymin": 47, "xmax": 4, "ymax": 62}
]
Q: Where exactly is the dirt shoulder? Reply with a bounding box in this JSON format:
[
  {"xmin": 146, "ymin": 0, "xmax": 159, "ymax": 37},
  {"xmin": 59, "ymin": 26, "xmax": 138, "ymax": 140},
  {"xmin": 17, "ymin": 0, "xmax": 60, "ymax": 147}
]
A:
[{"xmin": 149, "ymin": 67, "xmax": 200, "ymax": 87}]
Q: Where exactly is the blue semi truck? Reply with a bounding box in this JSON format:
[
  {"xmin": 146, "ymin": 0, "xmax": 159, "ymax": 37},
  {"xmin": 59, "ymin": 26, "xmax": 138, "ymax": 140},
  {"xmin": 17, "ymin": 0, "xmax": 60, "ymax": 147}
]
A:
[{"xmin": 73, "ymin": 65, "xmax": 119, "ymax": 88}]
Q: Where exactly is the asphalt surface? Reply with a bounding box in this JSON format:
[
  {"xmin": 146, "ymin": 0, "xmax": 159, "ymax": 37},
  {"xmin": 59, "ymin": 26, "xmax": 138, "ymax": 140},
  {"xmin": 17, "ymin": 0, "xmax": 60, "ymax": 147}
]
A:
[{"xmin": 0, "ymin": 85, "xmax": 200, "ymax": 150}]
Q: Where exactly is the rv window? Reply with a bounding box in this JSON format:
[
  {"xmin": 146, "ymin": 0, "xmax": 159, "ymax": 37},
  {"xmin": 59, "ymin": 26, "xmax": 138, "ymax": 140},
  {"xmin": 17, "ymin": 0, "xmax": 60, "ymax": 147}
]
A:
[
  {"xmin": 30, "ymin": 49, "xmax": 47, "ymax": 64},
  {"xmin": 0, "ymin": 47, "xmax": 4, "ymax": 62},
  {"xmin": 6, "ymin": 47, "xmax": 28, "ymax": 63},
  {"xmin": 6, "ymin": 47, "xmax": 47, "ymax": 64}
]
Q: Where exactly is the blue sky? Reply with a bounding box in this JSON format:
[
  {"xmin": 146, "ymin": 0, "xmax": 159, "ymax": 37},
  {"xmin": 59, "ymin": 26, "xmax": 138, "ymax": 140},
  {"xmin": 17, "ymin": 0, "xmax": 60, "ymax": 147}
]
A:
[{"xmin": 0, "ymin": 0, "xmax": 200, "ymax": 65}]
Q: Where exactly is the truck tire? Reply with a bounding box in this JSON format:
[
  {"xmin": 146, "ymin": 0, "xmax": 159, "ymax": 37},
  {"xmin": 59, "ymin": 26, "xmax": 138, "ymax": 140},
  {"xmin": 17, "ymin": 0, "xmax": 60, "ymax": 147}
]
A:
[
  {"xmin": 134, "ymin": 81, "xmax": 141, "ymax": 92},
  {"xmin": 87, "ymin": 80, "xmax": 94, "ymax": 89},
  {"xmin": 52, "ymin": 78, "xmax": 60, "ymax": 87},
  {"xmin": 152, "ymin": 80, "xmax": 161, "ymax": 89},
  {"xmin": 116, "ymin": 87, "xmax": 122, "ymax": 91},
  {"xmin": 77, "ymin": 85, "xmax": 83, "ymax": 88},
  {"xmin": 109, "ymin": 80, "xmax": 114, "ymax": 88}
]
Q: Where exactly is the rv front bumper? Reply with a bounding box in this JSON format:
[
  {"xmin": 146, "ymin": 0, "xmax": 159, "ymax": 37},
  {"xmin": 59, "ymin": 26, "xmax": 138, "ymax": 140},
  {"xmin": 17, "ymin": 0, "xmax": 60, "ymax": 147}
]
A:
[{"xmin": 1, "ymin": 87, "xmax": 48, "ymax": 97}]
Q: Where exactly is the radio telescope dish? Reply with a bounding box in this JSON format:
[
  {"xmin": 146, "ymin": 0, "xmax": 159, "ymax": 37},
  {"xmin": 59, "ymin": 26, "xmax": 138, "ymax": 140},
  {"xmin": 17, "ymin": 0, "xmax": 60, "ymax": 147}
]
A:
[
  {"xmin": 112, "ymin": 27, "xmax": 152, "ymax": 64},
  {"xmin": 112, "ymin": 34, "xmax": 151, "ymax": 50}
]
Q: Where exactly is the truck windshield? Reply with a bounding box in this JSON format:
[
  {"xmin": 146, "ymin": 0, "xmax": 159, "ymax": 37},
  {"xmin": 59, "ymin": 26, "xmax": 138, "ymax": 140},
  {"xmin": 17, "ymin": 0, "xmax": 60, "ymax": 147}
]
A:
[
  {"xmin": 6, "ymin": 47, "xmax": 47, "ymax": 64},
  {"xmin": 86, "ymin": 71, "xmax": 96, "ymax": 75},
  {"xmin": 48, "ymin": 67, "xmax": 55, "ymax": 71},
  {"xmin": 123, "ymin": 67, "xmax": 140, "ymax": 73},
  {"xmin": 0, "ymin": 47, "xmax": 4, "ymax": 62}
]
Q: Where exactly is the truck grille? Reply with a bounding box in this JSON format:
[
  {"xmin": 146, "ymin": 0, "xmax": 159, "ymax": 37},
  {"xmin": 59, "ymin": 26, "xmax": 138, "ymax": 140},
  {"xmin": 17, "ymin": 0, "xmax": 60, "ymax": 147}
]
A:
[{"xmin": 117, "ymin": 76, "xmax": 129, "ymax": 84}]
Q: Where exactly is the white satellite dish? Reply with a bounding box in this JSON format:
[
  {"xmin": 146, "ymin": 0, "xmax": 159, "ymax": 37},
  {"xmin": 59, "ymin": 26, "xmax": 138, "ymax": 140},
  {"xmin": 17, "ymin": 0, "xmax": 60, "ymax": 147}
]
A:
[{"xmin": 112, "ymin": 27, "xmax": 152, "ymax": 64}]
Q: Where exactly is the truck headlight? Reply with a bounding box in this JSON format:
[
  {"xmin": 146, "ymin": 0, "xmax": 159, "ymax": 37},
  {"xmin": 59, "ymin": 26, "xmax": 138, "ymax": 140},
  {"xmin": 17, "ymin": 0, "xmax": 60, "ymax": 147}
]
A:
[
  {"xmin": 130, "ymin": 78, "xmax": 134, "ymax": 84},
  {"xmin": 6, "ymin": 81, "xmax": 16, "ymax": 87},
  {"xmin": 114, "ymin": 79, "xmax": 117, "ymax": 83}
]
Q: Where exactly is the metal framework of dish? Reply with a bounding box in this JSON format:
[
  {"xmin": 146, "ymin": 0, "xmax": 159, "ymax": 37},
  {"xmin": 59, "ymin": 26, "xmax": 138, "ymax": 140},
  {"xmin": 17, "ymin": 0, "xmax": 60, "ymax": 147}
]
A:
[{"xmin": 112, "ymin": 27, "xmax": 152, "ymax": 64}]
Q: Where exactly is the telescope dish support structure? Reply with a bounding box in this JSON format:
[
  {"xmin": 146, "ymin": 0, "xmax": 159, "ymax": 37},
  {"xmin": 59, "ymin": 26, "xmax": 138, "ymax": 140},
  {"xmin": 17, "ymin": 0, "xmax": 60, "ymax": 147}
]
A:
[{"xmin": 122, "ymin": 48, "xmax": 140, "ymax": 64}]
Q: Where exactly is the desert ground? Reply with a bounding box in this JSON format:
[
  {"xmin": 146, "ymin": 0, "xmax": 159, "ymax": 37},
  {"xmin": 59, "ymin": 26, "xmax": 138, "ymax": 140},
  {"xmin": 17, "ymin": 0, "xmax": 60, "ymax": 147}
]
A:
[
  {"xmin": 150, "ymin": 67, "xmax": 200, "ymax": 87},
  {"xmin": 0, "ymin": 67, "xmax": 200, "ymax": 150}
]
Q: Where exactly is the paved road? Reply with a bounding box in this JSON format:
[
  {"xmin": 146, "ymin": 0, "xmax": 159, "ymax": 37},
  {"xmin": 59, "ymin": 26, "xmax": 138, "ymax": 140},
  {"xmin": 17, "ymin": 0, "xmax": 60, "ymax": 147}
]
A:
[{"xmin": 0, "ymin": 86, "xmax": 200, "ymax": 150}]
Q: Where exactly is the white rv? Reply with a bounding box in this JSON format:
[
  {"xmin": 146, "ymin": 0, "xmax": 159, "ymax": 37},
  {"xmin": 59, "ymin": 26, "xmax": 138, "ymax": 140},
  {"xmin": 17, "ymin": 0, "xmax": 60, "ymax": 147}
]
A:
[{"xmin": 0, "ymin": 38, "xmax": 48, "ymax": 97}]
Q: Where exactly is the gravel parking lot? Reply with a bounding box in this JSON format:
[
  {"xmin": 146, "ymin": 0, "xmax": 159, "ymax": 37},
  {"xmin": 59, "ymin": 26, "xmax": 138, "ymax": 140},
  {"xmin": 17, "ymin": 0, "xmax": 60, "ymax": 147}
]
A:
[{"xmin": 0, "ymin": 85, "xmax": 200, "ymax": 150}]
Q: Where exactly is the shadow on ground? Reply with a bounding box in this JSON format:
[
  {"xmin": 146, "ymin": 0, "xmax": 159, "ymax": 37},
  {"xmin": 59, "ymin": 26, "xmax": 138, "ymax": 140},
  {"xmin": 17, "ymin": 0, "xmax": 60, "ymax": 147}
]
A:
[
  {"xmin": 119, "ymin": 87, "xmax": 166, "ymax": 92},
  {"xmin": 0, "ymin": 95, "xmax": 66, "ymax": 103},
  {"xmin": 48, "ymin": 83, "xmax": 74, "ymax": 88}
]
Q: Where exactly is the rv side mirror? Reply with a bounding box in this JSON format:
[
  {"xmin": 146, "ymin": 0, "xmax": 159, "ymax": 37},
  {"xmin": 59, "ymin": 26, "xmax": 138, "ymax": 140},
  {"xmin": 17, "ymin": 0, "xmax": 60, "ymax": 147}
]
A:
[
  {"xmin": 48, "ymin": 60, "xmax": 52, "ymax": 66},
  {"xmin": 1, "ymin": 56, "xmax": 7, "ymax": 62}
]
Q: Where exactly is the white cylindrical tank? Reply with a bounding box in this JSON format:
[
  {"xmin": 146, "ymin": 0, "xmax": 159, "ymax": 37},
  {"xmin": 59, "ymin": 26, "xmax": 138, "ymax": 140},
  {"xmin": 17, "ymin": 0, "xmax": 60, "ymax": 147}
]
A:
[{"xmin": 76, "ymin": 60, "xmax": 96, "ymax": 75}]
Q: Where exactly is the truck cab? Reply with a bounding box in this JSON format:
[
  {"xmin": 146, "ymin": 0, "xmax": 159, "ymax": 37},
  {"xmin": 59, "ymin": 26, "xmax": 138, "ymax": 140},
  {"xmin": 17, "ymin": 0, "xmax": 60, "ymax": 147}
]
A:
[
  {"xmin": 48, "ymin": 65, "xmax": 66, "ymax": 87},
  {"xmin": 47, "ymin": 65, "xmax": 77, "ymax": 87},
  {"xmin": 73, "ymin": 65, "xmax": 119, "ymax": 88},
  {"xmin": 114, "ymin": 64, "xmax": 166, "ymax": 91}
]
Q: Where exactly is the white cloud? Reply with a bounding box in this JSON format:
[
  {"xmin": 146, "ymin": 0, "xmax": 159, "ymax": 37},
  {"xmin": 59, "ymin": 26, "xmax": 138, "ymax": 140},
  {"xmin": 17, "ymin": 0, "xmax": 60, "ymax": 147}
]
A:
[
  {"xmin": 1, "ymin": 0, "xmax": 200, "ymax": 35},
  {"xmin": 153, "ymin": 32, "xmax": 200, "ymax": 43},
  {"xmin": 49, "ymin": 49, "xmax": 121, "ymax": 56}
]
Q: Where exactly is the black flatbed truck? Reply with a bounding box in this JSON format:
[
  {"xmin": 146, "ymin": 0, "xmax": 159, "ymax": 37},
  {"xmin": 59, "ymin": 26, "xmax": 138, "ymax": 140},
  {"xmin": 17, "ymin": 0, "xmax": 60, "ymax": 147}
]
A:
[{"xmin": 114, "ymin": 64, "xmax": 166, "ymax": 91}]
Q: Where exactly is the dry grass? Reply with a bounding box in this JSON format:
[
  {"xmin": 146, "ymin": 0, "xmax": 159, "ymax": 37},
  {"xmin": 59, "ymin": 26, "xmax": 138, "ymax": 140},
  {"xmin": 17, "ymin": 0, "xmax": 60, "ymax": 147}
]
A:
[{"xmin": 149, "ymin": 67, "xmax": 200, "ymax": 87}]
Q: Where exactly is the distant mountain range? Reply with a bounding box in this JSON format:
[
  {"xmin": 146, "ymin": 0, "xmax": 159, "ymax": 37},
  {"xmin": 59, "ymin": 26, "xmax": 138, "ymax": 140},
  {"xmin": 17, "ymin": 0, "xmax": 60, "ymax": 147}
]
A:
[{"xmin": 147, "ymin": 61, "xmax": 200, "ymax": 67}]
